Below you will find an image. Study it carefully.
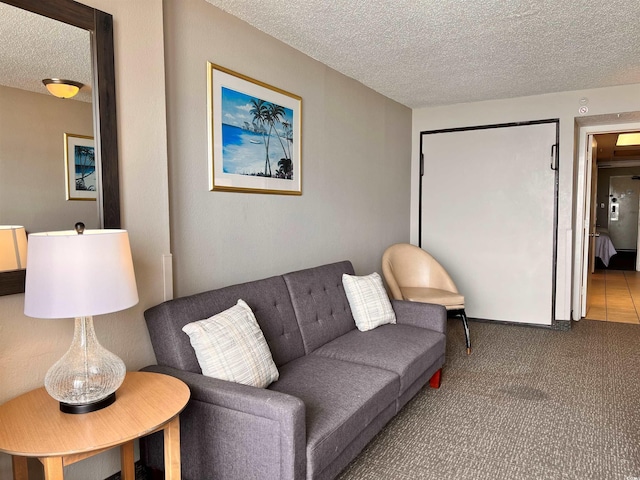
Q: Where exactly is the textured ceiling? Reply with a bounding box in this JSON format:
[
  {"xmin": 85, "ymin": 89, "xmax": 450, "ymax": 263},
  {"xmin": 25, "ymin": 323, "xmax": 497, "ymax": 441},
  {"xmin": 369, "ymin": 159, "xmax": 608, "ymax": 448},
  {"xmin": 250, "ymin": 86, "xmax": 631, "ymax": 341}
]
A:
[
  {"xmin": 3, "ymin": 1, "xmax": 639, "ymax": 110},
  {"xmin": 204, "ymin": 0, "xmax": 640, "ymax": 108},
  {"xmin": 0, "ymin": 3, "xmax": 92, "ymax": 102}
]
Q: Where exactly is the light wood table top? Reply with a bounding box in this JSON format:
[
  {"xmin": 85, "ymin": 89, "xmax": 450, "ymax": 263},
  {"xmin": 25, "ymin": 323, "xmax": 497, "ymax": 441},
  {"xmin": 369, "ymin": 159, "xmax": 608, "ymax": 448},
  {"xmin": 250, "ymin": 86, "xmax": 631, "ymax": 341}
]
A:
[{"xmin": 0, "ymin": 371, "xmax": 190, "ymax": 479}]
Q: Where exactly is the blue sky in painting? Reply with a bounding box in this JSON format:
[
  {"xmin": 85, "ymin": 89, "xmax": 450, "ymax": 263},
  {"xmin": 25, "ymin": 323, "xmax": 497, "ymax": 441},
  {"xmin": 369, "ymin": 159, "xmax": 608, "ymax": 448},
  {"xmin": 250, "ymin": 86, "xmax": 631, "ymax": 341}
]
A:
[
  {"xmin": 220, "ymin": 87, "xmax": 295, "ymax": 177},
  {"xmin": 221, "ymin": 87, "xmax": 293, "ymax": 129}
]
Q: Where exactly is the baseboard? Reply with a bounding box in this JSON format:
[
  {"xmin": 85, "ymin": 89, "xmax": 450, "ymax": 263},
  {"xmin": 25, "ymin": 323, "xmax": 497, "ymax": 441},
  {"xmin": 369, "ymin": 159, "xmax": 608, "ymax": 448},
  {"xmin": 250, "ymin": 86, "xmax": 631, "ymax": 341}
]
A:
[
  {"xmin": 469, "ymin": 316, "xmax": 572, "ymax": 331},
  {"xmin": 103, "ymin": 461, "xmax": 149, "ymax": 480}
]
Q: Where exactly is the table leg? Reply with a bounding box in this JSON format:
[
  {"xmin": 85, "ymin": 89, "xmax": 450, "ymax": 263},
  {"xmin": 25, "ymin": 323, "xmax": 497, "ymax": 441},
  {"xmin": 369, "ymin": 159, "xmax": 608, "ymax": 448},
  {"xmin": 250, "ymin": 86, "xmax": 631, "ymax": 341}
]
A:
[
  {"xmin": 163, "ymin": 416, "xmax": 181, "ymax": 479},
  {"xmin": 11, "ymin": 456, "xmax": 28, "ymax": 480},
  {"xmin": 121, "ymin": 440, "xmax": 135, "ymax": 480},
  {"xmin": 41, "ymin": 456, "xmax": 64, "ymax": 480}
]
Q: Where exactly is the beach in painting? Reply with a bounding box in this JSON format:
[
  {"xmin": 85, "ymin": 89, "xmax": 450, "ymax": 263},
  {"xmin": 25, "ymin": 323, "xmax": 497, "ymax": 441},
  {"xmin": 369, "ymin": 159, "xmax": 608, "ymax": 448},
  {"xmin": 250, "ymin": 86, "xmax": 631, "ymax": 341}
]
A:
[
  {"xmin": 221, "ymin": 87, "xmax": 294, "ymax": 180},
  {"xmin": 222, "ymin": 124, "xmax": 278, "ymax": 175}
]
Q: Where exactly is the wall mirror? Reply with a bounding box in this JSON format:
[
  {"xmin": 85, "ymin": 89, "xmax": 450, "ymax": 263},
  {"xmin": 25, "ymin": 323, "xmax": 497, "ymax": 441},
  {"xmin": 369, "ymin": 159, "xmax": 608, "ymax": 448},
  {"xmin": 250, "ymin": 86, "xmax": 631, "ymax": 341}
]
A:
[{"xmin": 0, "ymin": 0, "xmax": 120, "ymax": 296}]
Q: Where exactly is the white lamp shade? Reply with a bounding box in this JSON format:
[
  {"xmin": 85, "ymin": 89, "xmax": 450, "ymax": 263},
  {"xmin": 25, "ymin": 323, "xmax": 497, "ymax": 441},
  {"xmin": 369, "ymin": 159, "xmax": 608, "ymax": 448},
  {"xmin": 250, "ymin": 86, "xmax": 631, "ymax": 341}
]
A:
[
  {"xmin": 0, "ymin": 226, "xmax": 27, "ymax": 271},
  {"xmin": 24, "ymin": 229, "xmax": 138, "ymax": 319}
]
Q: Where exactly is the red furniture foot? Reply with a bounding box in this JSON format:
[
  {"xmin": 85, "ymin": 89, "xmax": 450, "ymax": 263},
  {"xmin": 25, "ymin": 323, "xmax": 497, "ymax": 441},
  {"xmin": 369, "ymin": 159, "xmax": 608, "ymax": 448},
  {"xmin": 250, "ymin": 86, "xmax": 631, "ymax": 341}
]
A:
[{"xmin": 429, "ymin": 369, "xmax": 442, "ymax": 389}]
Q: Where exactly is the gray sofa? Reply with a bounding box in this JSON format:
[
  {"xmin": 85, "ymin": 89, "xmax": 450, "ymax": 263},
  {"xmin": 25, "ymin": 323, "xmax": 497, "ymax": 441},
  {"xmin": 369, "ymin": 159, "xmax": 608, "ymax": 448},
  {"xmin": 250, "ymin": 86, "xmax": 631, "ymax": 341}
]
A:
[{"xmin": 141, "ymin": 261, "xmax": 447, "ymax": 480}]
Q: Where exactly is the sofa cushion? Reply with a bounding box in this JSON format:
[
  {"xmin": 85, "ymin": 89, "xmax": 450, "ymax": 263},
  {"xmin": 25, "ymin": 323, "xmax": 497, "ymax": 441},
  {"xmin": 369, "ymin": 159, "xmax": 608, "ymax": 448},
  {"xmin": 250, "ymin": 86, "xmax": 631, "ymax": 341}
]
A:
[
  {"xmin": 313, "ymin": 324, "xmax": 446, "ymax": 395},
  {"xmin": 269, "ymin": 355, "xmax": 399, "ymax": 479},
  {"xmin": 342, "ymin": 272, "xmax": 396, "ymax": 331},
  {"xmin": 182, "ymin": 299, "xmax": 279, "ymax": 388},
  {"xmin": 283, "ymin": 261, "xmax": 357, "ymax": 354},
  {"xmin": 145, "ymin": 275, "xmax": 305, "ymax": 371}
]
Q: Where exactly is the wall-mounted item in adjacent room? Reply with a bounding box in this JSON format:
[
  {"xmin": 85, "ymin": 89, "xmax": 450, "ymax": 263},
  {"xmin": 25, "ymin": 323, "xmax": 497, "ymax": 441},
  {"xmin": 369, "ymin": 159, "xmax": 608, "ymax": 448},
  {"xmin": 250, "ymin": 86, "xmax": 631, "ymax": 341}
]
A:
[
  {"xmin": 207, "ymin": 62, "xmax": 302, "ymax": 195},
  {"xmin": 64, "ymin": 133, "xmax": 96, "ymax": 201}
]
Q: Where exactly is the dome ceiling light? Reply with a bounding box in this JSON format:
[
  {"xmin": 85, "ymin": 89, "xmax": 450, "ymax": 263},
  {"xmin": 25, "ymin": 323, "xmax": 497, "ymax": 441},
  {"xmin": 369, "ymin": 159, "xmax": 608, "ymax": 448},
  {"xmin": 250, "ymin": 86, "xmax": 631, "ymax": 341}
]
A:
[{"xmin": 42, "ymin": 78, "xmax": 84, "ymax": 99}]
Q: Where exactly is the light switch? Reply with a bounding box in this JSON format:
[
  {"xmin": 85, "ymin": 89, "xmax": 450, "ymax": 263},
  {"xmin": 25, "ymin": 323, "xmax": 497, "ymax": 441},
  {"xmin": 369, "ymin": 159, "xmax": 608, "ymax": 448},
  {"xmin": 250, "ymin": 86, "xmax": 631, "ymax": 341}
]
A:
[{"xmin": 611, "ymin": 203, "xmax": 619, "ymax": 221}]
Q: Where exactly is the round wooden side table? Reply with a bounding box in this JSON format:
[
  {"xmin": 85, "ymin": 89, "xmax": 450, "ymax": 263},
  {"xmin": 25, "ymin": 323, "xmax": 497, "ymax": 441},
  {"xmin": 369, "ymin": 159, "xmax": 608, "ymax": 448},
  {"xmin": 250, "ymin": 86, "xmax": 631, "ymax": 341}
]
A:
[{"xmin": 0, "ymin": 371, "xmax": 190, "ymax": 480}]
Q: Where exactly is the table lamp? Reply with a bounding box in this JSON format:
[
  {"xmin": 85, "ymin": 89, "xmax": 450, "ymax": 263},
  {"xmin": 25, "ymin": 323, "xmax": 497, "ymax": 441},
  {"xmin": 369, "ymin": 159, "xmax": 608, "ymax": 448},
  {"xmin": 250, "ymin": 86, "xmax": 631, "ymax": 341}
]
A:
[
  {"xmin": 24, "ymin": 223, "xmax": 138, "ymax": 414},
  {"xmin": 0, "ymin": 226, "xmax": 27, "ymax": 272}
]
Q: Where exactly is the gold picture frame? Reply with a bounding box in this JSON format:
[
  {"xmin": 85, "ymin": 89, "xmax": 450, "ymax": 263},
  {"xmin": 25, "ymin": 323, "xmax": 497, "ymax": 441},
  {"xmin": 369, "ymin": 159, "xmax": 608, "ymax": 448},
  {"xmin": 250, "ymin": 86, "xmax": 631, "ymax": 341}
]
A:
[
  {"xmin": 207, "ymin": 62, "xmax": 302, "ymax": 195},
  {"xmin": 64, "ymin": 133, "xmax": 96, "ymax": 201}
]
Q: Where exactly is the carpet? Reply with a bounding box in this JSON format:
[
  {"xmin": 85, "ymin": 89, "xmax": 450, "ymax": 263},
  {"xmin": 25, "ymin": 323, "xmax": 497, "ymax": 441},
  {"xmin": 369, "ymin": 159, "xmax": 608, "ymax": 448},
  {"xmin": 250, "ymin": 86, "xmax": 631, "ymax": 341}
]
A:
[{"xmin": 338, "ymin": 318, "xmax": 640, "ymax": 480}]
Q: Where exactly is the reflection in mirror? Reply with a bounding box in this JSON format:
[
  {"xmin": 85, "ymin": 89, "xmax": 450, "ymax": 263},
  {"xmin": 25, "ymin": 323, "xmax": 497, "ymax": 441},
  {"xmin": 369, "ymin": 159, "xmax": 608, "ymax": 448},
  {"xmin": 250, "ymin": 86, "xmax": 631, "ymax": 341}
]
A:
[
  {"xmin": 0, "ymin": 0, "xmax": 120, "ymax": 296},
  {"xmin": 0, "ymin": 6, "xmax": 99, "ymax": 232}
]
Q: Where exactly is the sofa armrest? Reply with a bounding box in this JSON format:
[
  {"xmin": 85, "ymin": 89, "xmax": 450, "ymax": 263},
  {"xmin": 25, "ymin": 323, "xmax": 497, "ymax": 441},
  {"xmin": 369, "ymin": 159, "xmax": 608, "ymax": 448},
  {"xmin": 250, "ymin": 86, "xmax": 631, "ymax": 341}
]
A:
[
  {"xmin": 141, "ymin": 365, "xmax": 306, "ymax": 480},
  {"xmin": 391, "ymin": 299, "xmax": 447, "ymax": 334}
]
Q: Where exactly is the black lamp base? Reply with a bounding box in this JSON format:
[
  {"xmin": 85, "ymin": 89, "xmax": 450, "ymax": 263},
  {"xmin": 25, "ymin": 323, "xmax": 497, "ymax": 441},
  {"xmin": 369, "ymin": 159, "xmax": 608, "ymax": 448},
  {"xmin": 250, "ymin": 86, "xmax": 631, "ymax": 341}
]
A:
[{"xmin": 59, "ymin": 392, "xmax": 116, "ymax": 414}]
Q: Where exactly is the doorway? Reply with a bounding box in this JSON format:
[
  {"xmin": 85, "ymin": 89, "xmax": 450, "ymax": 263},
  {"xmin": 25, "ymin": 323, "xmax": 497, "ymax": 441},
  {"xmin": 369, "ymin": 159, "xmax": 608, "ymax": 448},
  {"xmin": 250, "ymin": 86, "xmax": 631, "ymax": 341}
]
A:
[{"xmin": 575, "ymin": 117, "xmax": 640, "ymax": 321}]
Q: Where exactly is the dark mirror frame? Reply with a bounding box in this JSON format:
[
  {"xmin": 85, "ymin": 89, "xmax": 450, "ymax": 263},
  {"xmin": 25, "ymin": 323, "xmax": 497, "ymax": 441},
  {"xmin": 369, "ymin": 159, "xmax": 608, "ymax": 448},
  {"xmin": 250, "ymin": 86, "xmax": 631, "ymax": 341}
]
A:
[{"xmin": 0, "ymin": 0, "xmax": 120, "ymax": 296}]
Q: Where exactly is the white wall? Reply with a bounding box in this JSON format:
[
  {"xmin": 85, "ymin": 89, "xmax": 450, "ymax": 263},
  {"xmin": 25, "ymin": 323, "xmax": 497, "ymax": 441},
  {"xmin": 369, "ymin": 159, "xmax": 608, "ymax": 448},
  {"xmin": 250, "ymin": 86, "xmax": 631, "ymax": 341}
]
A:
[
  {"xmin": 0, "ymin": 1, "xmax": 170, "ymax": 479},
  {"xmin": 412, "ymin": 83, "xmax": 640, "ymax": 322},
  {"xmin": 164, "ymin": 0, "xmax": 412, "ymax": 297}
]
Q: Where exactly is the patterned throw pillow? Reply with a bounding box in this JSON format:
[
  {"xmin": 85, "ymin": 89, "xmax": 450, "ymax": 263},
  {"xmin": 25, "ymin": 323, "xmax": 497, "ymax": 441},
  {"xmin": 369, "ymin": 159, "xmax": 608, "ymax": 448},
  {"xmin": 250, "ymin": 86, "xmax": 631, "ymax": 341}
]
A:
[
  {"xmin": 182, "ymin": 299, "xmax": 279, "ymax": 388},
  {"xmin": 342, "ymin": 272, "xmax": 397, "ymax": 331}
]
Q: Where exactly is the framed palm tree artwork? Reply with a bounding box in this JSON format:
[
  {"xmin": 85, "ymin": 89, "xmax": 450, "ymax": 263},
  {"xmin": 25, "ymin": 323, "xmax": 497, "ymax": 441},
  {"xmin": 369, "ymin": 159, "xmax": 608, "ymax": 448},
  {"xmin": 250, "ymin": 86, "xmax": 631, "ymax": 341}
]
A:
[
  {"xmin": 207, "ymin": 62, "xmax": 302, "ymax": 195},
  {"xmin": 64, "ymin": 133, "xmax": 96, "ymax": 201}
]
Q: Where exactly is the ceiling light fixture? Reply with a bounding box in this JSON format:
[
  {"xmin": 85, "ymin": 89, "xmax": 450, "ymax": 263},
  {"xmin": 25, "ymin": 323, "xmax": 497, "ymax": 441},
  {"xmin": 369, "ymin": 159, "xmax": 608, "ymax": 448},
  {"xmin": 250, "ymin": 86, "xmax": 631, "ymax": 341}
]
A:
[
  {"xmin": 42, "ymin": 78, "xmax": 84, "ymax": 99},
  {"xmin": 616, "ymin": 133, "xmax": 640, "ymax": 147}
]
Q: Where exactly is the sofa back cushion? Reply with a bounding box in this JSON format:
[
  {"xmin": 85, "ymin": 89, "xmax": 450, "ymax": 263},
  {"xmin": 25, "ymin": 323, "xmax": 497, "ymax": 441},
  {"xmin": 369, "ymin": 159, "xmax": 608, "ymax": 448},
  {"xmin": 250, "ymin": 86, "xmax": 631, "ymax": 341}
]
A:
[
  {"xmin": 283, "ymin": 261, "xmax": 356, "ymax": 354},
  {"xmin": 145, "ymin": 275, "xmax": 305, "ymax": 372}
]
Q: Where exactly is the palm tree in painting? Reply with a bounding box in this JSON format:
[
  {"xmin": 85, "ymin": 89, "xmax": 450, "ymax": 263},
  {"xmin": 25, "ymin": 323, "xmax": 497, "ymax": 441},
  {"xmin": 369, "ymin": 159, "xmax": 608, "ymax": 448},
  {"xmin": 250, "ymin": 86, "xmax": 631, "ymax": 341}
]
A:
[
  {"xmin": 75, "ymin": 146, "xmax": 95, "ymax": 191},
  {"xmin": 281, "ymin": 120, "xmax": 293, "ymax": 160},
  {"xmin": 250, "ymin": 99, "xmax": 293, "ymax": 177},
  {"xmin": 250, "ymin": 99, "xmax": 272, "ymax": 176},
  {"xmin": 277, "ymin": 157, "xmax": 293, "ymax": 179},
  {"xmin": 265, "ymin": 103, "xmax": 290, "ymax": 166}
]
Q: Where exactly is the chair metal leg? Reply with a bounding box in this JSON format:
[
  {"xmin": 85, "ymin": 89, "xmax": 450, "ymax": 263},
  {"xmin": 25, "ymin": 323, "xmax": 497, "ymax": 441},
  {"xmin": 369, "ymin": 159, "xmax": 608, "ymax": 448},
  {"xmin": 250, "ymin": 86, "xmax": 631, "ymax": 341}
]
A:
[{"xmin": 459, "ymin": 309, "xmax": 471, "ymax": 355}]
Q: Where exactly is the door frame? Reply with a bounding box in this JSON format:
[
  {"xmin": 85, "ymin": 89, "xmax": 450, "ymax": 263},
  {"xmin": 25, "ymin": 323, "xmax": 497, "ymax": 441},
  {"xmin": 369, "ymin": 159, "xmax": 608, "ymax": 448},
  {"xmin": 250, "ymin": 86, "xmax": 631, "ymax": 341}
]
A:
[
  {"xmin": 573, "ymin": 120, "xmax": 640, "ymax": 320},
  {"xmin": 580, "ymin": 135, "xmax": 598, "ymax": 317}
]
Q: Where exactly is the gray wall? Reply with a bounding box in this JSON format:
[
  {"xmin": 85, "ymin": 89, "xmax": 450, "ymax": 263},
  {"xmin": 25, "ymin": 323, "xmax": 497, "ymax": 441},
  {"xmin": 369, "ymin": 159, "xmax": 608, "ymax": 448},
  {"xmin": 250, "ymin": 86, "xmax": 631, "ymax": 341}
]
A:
[
  {"xmin": 0, "ymin": 85, "xmax": 98, "ymax": 233},
  {"xmin": 164, "ymin": 0, "xmax": 412, "ymax": 296}
]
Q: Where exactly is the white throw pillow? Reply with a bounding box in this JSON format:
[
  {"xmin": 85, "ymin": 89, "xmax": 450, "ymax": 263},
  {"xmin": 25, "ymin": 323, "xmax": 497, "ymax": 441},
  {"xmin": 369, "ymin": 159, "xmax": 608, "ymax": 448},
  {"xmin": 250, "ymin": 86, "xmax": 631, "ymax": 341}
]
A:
[
  {"xmin": 182, "ymin": 299, "xmax": 279, "ymax": 388},
  {"xmin": 342, "ymin": 272, "xmax": 397, "ymax": 331}
]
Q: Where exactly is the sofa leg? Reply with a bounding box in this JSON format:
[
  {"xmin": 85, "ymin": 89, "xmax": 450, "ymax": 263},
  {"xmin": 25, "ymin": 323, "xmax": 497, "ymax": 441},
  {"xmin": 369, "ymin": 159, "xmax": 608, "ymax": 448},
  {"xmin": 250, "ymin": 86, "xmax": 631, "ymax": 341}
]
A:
[{"xmin": 429, "ymin": 369, "xmax": 442, "ymax": 389}]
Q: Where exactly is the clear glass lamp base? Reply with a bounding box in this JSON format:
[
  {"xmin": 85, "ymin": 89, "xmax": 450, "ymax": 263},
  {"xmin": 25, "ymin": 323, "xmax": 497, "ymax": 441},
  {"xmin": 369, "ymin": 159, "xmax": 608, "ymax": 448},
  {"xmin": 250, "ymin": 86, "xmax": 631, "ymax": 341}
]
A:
[{"xmin": 45, "ymin": 316, "xmax": 126, "ymax": 414}]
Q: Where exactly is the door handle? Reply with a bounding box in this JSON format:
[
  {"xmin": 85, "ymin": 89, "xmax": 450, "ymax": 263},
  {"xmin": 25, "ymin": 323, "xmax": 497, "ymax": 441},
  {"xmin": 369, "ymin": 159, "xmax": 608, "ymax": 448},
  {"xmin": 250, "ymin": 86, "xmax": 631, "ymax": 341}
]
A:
[
  {"xmin": 550, "ymin": 144, "xmax": 558, "ymax": 171},
  {"xmin": 588, "ymin": 233, "xmax": 600, "ymax": 237}
]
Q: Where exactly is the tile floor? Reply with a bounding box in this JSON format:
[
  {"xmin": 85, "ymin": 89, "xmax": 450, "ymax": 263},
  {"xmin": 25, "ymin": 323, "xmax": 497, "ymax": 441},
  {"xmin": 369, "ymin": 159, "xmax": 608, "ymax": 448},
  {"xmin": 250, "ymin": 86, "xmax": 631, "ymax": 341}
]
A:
[{"xmin": 584, "ymin": 270, "xmax": 640, "ymax": 323}]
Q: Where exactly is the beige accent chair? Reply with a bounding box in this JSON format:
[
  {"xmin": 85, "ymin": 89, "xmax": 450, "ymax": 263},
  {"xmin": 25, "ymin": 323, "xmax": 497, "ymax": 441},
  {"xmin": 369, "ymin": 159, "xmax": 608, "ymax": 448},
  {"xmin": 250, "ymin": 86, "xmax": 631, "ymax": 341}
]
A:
[{"xmin": 382, "ymin": 243, "xmax": 471, "ymax": 355}]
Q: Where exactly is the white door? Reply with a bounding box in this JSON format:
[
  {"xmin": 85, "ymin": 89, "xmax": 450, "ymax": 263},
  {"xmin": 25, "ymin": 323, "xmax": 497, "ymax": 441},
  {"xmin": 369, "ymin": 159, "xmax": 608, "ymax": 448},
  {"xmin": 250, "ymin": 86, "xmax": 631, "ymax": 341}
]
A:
[
  {"xmin": 608, "ymin": 176, "xmax": 640, "ymax": 250},
  {"xmin": 420, "ymin": 121, "xmax": 557, "ymax": 325},
  {"xmin": 580, "ymin": 135, "xmax": 598, "ymax": 317}
]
